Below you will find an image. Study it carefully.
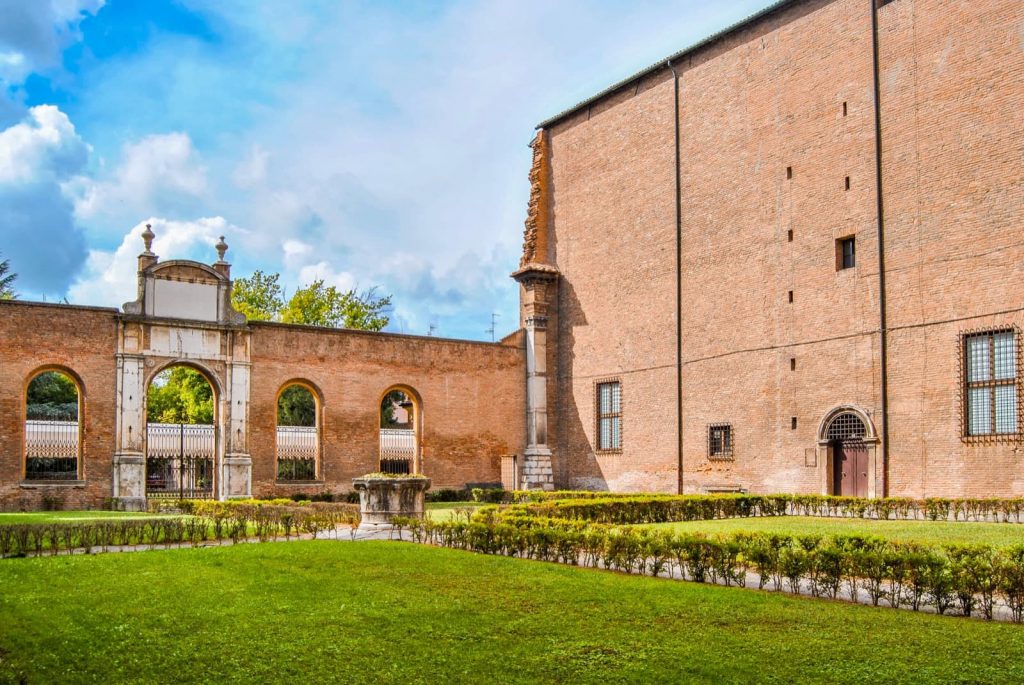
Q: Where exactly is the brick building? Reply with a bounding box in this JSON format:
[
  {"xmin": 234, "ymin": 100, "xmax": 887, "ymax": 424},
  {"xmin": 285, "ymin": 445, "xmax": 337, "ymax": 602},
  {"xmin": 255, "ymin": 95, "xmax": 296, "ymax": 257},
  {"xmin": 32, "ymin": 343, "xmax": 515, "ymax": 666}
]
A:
[
  {"xmin": 516, "ymin": 0, "xmax": 1024, "ymax": 497},
  {"xmin": 0, "ymin": 231, "xmax": 524, "ymax": 510}
]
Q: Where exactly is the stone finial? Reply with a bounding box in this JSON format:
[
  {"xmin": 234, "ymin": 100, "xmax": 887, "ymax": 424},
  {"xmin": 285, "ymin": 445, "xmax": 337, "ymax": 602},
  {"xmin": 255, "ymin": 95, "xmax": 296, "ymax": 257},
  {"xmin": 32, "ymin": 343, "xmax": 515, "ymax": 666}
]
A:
[
  {"xmin": 215, "ymin": 236, "xmax": 229, "ymax": 263},
  {"xmin": 141, "ymin": 224, "xmax": 156, "ymax": 255}
]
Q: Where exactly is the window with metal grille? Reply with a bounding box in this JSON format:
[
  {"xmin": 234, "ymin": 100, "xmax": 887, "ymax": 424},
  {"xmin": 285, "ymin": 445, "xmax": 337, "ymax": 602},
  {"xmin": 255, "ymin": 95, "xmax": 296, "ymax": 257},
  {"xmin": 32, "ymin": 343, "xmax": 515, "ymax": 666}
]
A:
[
  {"xmin": 826, "ymin": 413, "xmax": 866, "ymax": 441},
  {"xmin": 837, "ymin": 237, "xmax": 855, "ymax": 270},
  {"xmin": 963, "ymin": 330, "xmax": 1020, "ymax": 438},
  {"xmin": 596, "ymin": 381, "xmax": 621, "ymax": 451},
  {"xmin": 708, "ymin": 424, "xmax": 733, "ymax": 460}
]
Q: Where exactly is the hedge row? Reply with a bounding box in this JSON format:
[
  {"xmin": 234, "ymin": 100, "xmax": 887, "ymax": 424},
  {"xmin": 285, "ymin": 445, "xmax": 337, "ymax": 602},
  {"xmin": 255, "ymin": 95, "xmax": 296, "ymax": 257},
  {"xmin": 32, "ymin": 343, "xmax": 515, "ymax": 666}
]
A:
[
  {"xmin": 498, "ymin": 493, "xmax": 1024, "ymax": 524},
  {"xmin": 0, "ymin": 501, "xmax": 360, "ymax": 558},
  {"xmin": 398, "ymin": 515, "xmax": 1024, "ymax": 622}
]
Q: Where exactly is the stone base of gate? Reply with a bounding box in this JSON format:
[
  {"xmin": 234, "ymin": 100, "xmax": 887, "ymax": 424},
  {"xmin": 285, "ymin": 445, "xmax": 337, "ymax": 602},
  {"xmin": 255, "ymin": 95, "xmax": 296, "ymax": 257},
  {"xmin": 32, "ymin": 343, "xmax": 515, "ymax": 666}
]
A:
[
  {"xmin": 521, "ymin": 447, "xmax": 554, "ymax": 491},
  {"xmin": 223, "ymin": 454, "xmax": 252, "ymax": 499},
  {"xmin": 113, "ymin": 452, "xmax": 146, "ymax": 506}
]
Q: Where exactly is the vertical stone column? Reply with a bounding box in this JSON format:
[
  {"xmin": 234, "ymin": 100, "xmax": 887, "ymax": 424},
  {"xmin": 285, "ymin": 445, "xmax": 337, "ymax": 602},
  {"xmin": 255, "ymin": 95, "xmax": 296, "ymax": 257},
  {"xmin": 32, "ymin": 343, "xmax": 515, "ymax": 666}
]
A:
[
  {"xmin": 222, "ymin": 330, "xmax": 252, "ymax": 500},
  {"xmin": 513, "ymin": 265, "xmax": 559, "ymax": 490},
  {"xmin": 113, "ymin": 347, "xmax": 147, "ymax": 510}
]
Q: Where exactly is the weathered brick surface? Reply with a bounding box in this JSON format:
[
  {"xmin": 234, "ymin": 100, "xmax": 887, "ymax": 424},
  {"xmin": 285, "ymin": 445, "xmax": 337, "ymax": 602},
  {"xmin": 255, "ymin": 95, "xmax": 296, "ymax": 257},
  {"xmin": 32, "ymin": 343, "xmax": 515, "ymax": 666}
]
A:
[
  {"xmin": 247, "ymin": 323, "xmax": 525, "ymax": 495},
  {"xmin": 541, "ymin": 0, "xmax": 1023, "ymax": 496},
  {"xmin": 0, "ymin": 300, "xmax": 525, "ymax": 509},
  {"xmin": 0, "ymin": 302, "xmax": 119, "ymax": 509}
]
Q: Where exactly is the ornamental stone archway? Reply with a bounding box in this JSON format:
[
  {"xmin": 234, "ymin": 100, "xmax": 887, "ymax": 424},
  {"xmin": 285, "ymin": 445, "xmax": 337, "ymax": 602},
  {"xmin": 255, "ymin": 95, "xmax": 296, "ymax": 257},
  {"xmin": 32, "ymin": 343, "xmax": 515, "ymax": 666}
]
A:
[{"xmin": 112, "ymin": 227, "xmax": 252, "ymax": 510}]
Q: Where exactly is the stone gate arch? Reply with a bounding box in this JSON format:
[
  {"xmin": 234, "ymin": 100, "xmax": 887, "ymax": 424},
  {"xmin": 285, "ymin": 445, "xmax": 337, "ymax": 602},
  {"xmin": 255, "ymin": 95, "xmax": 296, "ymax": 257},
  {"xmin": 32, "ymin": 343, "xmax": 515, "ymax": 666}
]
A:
[{"xmin": 112, "ymin": 227, "xmax": 251, "ymax": 509}]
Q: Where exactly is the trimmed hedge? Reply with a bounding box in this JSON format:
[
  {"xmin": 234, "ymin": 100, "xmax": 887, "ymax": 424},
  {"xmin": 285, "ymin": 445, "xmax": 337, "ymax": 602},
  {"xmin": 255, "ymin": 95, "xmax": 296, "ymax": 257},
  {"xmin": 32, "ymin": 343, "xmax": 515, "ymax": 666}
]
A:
[
  {"xmin": 399, "ymin": 514, "xmax": 1024, "ymax": 622},
  {"xmin": 0, "ymin": 501, "xmax": 360, "ymax": 558},
  {"xmin": 497, "ymin": 492, "xmax": 1024, "ymax": 524}
]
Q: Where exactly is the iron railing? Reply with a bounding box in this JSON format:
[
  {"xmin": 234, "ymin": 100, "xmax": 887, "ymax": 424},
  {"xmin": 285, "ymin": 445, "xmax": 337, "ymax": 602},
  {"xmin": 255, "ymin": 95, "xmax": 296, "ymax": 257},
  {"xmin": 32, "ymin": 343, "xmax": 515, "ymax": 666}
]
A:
[
  {"xmin": 276, "ymin": 426, "xmax": 318, "ymax": 481},
  {"xmin": 379, "ymin": 428, "xmax": 415, "ymax": 474},
  {"xmin": 24, "ymin": 420, "xmax": 79, "ymax": 480},
  {"xmin": 146, "ymin": 423, "xmax": 215, "ymax": 499}
]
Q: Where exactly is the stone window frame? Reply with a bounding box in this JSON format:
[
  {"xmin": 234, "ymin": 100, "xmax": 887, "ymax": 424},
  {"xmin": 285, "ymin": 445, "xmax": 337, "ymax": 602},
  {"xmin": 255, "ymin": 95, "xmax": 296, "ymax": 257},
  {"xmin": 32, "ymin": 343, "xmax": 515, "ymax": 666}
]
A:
[
  {"xmin": 22, "ymin": 365, "xmax": 86, "ymax": 483},
  {"xmin": 958, "ymin": 325, "xmax": 1023, "ymax": 444},
  {"xmin": 594, "ymin": 378, "xmax": 622, "ymax": 454},
  {"xmin": 707, "ymin": 423, "xmax": 734, "ymax": 461}
]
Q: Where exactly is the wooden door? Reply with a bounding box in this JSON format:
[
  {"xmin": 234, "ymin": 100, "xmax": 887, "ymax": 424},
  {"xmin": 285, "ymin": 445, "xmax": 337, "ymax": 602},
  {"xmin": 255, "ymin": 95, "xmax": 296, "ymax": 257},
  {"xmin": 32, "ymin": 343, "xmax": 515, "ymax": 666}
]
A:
[{"xmin": 834, "ymin": 440, "xmax": 869, "ymax": 497}]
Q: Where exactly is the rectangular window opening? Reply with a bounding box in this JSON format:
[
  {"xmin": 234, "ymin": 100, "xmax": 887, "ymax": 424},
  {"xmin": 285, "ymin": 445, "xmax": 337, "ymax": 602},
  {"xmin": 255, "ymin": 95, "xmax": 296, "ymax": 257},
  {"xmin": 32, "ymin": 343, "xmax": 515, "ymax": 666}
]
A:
[
  {"xmin": 788, "ymin": 290, "xmax": 794, "ymax": 303},
  {"xmin": 708, "ymin": 424, "xmax": 734, "ymax": 461},
  {"xmin": 596, "ymin": 381, "xmax": 622, "ymax": 451},
  {"xmin": 790, "ymin": 358, "xmax": 796, "ymax": 371},
  {"xmin": 845, "ymin": 176, "xmax": 851, "ymax": 191},
  {"xmin": 963, "ymin": 329, "xmax": 1020, "ymax": 439},
  {"xmin": 787, "ymin": 229, "xmax": 793, "ymax": 242},
  {"xmin": 786, "ymin": 166, "xmax": 793, "ymax": 180},
  {"xmin": 842, "ymin": 101, "xmax": 848, "ymax": 117},
  {"xmin": 837, "ymin": 236, "xmax": 856, "ymax": 270},
  {"xmin": 791, "ymin": 417, "xmax": 798, "ymax": 430}
]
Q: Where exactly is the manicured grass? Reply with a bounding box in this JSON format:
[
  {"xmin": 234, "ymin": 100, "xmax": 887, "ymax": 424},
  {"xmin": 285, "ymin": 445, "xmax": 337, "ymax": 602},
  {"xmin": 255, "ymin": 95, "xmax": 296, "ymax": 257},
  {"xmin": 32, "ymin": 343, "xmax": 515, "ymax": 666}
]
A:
[
  {"xmin": 0, "ymin": 511, "xmax": 170, "ymax": 525},
  {"xmin": 2, "ymin": 542, "xmax": 1024, "ymax": 684},
  {"xmin": 642, "ymin": 516, "xmax": 1024, "ymax": 547}
]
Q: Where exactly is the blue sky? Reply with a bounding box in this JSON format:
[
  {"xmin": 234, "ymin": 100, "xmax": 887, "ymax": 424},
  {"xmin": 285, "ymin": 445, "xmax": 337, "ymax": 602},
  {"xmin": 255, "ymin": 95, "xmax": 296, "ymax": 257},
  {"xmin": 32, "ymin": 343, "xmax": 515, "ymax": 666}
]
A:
[{"xmin": 0, "ymin": 0, "xmax": 775, "ymax": 340}]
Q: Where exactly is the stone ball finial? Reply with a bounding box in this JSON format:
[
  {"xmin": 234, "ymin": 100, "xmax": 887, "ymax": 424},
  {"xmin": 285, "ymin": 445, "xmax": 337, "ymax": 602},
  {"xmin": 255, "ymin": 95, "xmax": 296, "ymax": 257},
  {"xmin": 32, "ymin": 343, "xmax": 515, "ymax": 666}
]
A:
[
  {"xmin": 215, "ymin": 235, "xmax": 228, "ymax": 263},
  {"xmin": 141, "ymin": 223, "xmax": 156, "ymax": 255}
]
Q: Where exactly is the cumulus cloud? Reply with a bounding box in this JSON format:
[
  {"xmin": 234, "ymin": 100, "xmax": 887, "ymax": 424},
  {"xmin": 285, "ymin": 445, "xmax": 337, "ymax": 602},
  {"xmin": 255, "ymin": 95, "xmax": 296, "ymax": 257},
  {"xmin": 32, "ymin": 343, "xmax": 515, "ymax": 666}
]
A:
[
  {"xmin": 71, "ymin": 132, "xmax": 208, "ymax": 226},
  {"xmin": 0, "ymin": 0, "xmax": 104, "ymax": 97},
  {"xmin": 0, "ymin": 105, "xmax": 90, "ymax": 294},
  {"xmin": 68, "ymin": 216, "xmax": 236, "ymax": 306}
]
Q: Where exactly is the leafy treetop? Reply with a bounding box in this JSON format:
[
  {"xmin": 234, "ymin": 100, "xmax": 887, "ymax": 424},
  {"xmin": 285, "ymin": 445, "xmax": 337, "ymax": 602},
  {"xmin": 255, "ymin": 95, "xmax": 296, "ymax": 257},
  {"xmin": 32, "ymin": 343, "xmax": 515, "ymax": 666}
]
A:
[{"xmin": 231, "ymin": 271, "xmax": 391, "ymax": 331}]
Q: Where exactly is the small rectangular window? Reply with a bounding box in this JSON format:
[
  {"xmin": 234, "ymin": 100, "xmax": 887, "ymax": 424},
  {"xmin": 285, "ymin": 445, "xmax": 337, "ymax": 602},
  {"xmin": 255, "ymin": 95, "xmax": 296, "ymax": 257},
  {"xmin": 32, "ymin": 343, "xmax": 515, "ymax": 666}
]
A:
[
  {"xmin": 791, "ymin": 416, "xmax": 798, "ymax": 430},
  {"xmin": 837, "ymin": 237, "xmax": 855, "ymax": 270},
  {"xmin": 786, "ymin": 166, "xmax": 793, "ymax": 180},
  {"xmin": 963, "ymin": 329, "xmax": 1019, "ymax": 439},
  {"xmin": 708, "ymin": 424, "xmax": 733, "ymax": 460},
  {"xmin": 596, "ymin": 381, "xmax": 622, "ymax": 451}
]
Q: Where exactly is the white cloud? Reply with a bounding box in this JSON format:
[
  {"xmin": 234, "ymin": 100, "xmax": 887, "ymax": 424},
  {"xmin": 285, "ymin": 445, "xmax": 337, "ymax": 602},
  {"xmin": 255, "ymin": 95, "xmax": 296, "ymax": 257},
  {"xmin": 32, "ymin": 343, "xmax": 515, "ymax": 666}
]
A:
[
  {"xmin": 0, "ymin": 0, "xmax": 104, "ymax": 85},
  {"xmin": 68, "ymin": 216, "xmax": 236, "ymax": 306},
  {"xmin": 295, "ymin": 260, "xmax": 357, "ymax": 294},
  {"xmin": 72, "ymin": 132, "xmax": 207, "ymax": 223},
  {"xmin": 0, "ymin": 104, "xmax": 89, "ymax": 184}
]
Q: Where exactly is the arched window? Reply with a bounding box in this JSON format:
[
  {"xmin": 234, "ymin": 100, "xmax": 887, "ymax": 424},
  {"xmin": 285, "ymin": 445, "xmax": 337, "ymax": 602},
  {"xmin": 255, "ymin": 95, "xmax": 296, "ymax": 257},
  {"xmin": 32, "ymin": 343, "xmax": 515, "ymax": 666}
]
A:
[
  {"xmin": 826, "ymin": 412, "xmax": 866, "ymax": 442},
  {"xmin": 276, "ymin": 383, "xmax": 319, "ymax": 481},
  {"xmin": 379, "ymin": 387, "xmax": 420, "ymax": 474},
  {"xmin": 25, "ymin": 369, "xmax": 82, "ymax": 481},
  {"xmin": 145, "ymin": 365, "xmax": 216, "ymax": 499}
]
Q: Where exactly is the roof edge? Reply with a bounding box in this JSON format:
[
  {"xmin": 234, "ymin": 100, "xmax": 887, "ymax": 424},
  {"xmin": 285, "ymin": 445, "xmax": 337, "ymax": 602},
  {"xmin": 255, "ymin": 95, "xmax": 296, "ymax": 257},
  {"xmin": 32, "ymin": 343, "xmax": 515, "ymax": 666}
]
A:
[{"xmin": 536, "ymin": 0, "xmax": 800, "ymax": 130}]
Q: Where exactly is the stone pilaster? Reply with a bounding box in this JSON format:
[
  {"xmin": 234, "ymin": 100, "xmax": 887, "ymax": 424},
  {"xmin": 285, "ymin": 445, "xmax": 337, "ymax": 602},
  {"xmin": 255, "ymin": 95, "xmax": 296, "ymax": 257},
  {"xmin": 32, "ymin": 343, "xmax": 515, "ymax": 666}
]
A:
[{"xmin": 512, "ymin": 264, "xmax": 559, "ymax": 491}]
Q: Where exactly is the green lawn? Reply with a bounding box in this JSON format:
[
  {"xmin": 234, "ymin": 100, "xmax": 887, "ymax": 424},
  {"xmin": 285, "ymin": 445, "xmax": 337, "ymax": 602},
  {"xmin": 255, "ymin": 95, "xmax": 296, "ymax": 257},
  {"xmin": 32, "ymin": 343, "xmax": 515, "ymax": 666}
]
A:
[
  {"xmin": 642, "ymin": 516, "xmax": 1024, "ymax": 547},
  {"xmin": 0, "ymin": 510, "xmax": 169, "ymax": 525},
  {"xmin": 426, "ymin": 501, "xmax": 485, "ymax": 521},
  {"xmin": 1, "ymin": 542, "xmax": 1023, "ymax": 684}
]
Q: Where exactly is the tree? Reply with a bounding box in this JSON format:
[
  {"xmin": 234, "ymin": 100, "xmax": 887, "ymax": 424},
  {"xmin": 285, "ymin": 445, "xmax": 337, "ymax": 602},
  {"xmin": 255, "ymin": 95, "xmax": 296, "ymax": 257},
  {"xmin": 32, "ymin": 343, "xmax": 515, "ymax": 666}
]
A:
[
  {"xmin": 147, "ymin": 367, "xmax": 214, "ymax": 424},
  {"xmin": 277, "ymin": 385, "xmax": 316, "ymax": 427},
  {"xmin": 231, "ymin": 270, "xmax": 284, "ymax": 321},
  {"xmin": 0, "ymin": 254, "xmax": 17, "ymax": 300},
  {"xmin": 26, "ymin": 371, "xmax": 78, "ymax": 420},
  {"xmin": 231, "ymin": 271, "xmax": 392, "ymax": 331}
]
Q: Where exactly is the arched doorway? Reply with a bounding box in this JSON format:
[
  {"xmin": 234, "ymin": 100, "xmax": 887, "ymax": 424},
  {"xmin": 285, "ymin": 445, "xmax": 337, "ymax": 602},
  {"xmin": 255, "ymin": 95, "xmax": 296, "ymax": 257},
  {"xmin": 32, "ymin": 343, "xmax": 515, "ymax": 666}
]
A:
[
  {"xmin": 145, "ymin": 364, "xmax": 217, "ymax": 499},
  {"xmin": 821, "ymin": 409, "xmax": 872, "ymax": 497},
  {"xmin": 379, "ymin": 386, "xmax": 421, "ymax": 474},
  {"xmin": 24, "ymin": 368, "xmax": 82, "ymax": 481},
  {"xmin": 276, "ymin": 382, "xmax": 320, "ymax": 482}
]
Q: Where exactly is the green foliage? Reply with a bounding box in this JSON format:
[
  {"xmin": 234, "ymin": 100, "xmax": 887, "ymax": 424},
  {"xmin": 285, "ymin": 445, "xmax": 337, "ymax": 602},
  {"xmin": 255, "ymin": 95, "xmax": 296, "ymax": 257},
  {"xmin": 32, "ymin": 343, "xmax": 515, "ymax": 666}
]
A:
[
  {"xmin": 277, "ymin": 385, "xmax": 316, "ymax": 426},
  {"xmin": 0, "ymin": 253, "xmax": 17, "ymax": 300},
  {"xmin": 280, "ymin": 281, "xmax": 391, "ymax": 330},
  {"xmin": 26, "ymin": 371, "xmax": 79, "ymax": 420},
  {"xmin": 231, "ymin": 271, "xmax": 391, "ymax": 331},
  {"xmin": 147, "ymin": 367, "xmax": 214, "ymax": 424},
  {"xmin": 231, "ymin": 269, "xmax": 284, "ymax": 321}
]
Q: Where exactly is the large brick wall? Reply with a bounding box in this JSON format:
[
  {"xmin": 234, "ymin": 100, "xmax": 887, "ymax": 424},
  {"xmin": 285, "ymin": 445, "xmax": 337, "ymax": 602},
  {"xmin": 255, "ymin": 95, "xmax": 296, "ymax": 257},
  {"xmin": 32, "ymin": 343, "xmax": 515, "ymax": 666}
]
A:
[
  {"xmin": 540, "ymin": 0, "xmax": 1024, "ymax": 496},
  {"xmin": 0, "ymin": 300, "xmax": 525, "ymax": 509},
  {"xmin": 0, "ymin": 302, "xmax": 118, "ymax": 509},
  {"xmin": 247, "ymin": 323, "xmax": 525, "ymax": 495}
]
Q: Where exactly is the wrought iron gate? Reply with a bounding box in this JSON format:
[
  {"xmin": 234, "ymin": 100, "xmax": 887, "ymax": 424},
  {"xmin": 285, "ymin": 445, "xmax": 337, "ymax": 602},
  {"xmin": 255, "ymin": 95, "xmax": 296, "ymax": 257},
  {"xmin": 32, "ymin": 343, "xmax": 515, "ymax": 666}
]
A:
[{"xmin": 146, "ymin": 423, "xmax": 215, "ymax": 499}]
